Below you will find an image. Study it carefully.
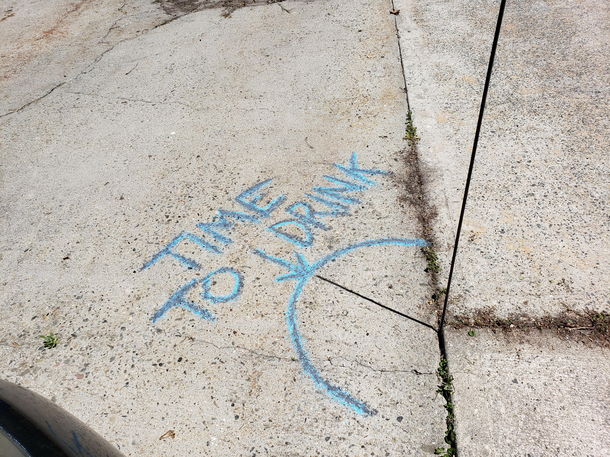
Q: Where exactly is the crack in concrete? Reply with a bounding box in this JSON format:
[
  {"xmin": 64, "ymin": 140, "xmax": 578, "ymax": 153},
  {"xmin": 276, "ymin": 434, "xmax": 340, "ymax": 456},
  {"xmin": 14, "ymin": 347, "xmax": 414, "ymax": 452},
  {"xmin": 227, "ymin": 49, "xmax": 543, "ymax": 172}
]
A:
[
  {"xmin": 1, "ymin": 2, "xmax": 182, "ymax": 119},
  {"xmin": 0, "ymin": 82, "xmax": 66, "ymax": 118},
  {"xmin": 2, "ymin": 4, "xmax": 221, "ymax": 120},
  {"xmin": 0, "ymin": 44, "xmax": 117, "ymax": 118},
  {"xmin": 0, "ymin": 0, "xmax": 309, "ymax": 119},
  {"xmin": 125, "ymin": 63, "xmax": 139, "ymax": 76},
  {"xmin": 327, "ymin": 356, "xmax": 434, "ymax": 375},
  {"xmin": 99, "ymin": 17, "xmax": 122, "ymax": 44},
  {"xmin": 190, "ymin": 337, "xmax": 293, "ymax": 362},
  {"xmin": 80, "ymin": 45, "xmax": 117, "ymax": 76},
  {"xmin": 65, "ymin": 91, "xmax": 197, "ymax": 111}
]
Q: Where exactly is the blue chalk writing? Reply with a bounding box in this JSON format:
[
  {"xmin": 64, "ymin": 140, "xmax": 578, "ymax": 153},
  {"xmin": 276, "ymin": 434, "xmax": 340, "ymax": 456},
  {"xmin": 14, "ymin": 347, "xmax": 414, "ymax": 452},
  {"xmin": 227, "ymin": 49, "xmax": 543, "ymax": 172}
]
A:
[
  {"xmin": 268, "ymin": 154, "xmax": 388, "ymax": 248},
  {"xmin": 142, "ymin": 153, "xmax": 420, "ymax": 418},
  {"xmin": 268, "ymin": 220, "xmax": 314, "ymax": 248},
  {"xmin": 285, "ymin": 201, "xmax": 333, "ymax": 231},
  {"xmin": 307, "ymin": 152, "xmax": 389, "ymax": 206},
  {"xmin": 152, "ymin": 267, "xmax": 244, "ymax": 322},
  {"xmin": 152, "ymin": 278, "xmax": 216, "ymax": 323},
  {"xmin": 196, "ymin": 209, "xmax": 259, "ymax": 246},
  {"xmin": 304, "ymin": 192, "xmax": 350, "ymax": 215},
  {"xmin": 143, "ymin": 209, "xmax": 259, "ymax": 272},
  {"xmin": 310, "ymin": 176, "xmax": 363, "ymax": 205},
  {"xmin": 141, "ymin": 232, "xmax": 221, "ymax": 271},
  {"xmin": 334, "ymin": 152, "xmax": 390, "ymax": 185},
  {"xmin": 236, "ymin": 179, "xmax": 287, "ymax": 217},
  {"xmin": 252, "ymin": 249, "xmax": 309, "ymax": 280},
  {"xmin": 201, "ymin": 267, "xmax": 244, "ymax": 304},
  {"xmin": 254, "ymin": 238, "xmax": 429, "ymax": 416}
]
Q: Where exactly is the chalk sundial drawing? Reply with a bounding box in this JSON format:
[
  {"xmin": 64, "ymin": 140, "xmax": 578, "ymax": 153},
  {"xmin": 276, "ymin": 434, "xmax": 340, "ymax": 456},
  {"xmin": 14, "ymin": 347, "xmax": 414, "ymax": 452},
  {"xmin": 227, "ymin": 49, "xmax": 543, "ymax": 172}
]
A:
[
  {"xmin": 255, "ymin": 237, "xmax": 428, "ymax": 416},
  {"xmin": 144, "ymin": 153, "xmax": 429, "ymax": 416}
]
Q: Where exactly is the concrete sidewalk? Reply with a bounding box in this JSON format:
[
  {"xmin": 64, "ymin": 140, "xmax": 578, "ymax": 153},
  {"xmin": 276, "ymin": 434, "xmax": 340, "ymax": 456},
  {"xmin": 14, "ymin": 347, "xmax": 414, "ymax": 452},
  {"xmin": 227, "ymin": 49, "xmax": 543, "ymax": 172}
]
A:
[
  {"xmin": 1, "ymin": 0, "xmax": 609, "ymax": 455},
  {"xmin": 1, "ymin": 0, "xmax": 445, "ymax": 455},
  {"xmin": 396, "ymin": 0, "xmax": 610, "ymax": 455}
]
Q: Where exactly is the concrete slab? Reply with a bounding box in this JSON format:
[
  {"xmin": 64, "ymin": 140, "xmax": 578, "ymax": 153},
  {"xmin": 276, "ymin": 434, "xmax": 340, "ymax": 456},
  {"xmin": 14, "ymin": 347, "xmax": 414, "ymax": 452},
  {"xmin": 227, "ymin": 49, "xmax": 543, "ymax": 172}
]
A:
[
  {"xmin": 392, "ymin": 0, "xmax": 498, "ymax": 288},
  {"xmin": 446, "ymin": 328, "xmax": 610, "ymax": 456},
  {"xmin": 394, "ymin": 0, "xmax": 610, "ymax": 454},
  {"xmin": 395, "ymin": 0, "xmax": 610, "ymax": 317},
  {"xmin": 1, "ymin": 0, "xmax": 446, "ymax": 454},
  {"xmin": 0, "ymin": 0, "xmax": 170, "ymax": 117}
]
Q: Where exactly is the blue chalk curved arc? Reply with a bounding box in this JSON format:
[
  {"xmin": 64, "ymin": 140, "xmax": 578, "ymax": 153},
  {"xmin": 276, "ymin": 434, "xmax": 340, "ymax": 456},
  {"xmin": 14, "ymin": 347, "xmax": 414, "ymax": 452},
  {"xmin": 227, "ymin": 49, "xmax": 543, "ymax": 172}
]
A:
[{"xmin": 285, "ymin": 237, "xmax": 429, "ymax": 416}]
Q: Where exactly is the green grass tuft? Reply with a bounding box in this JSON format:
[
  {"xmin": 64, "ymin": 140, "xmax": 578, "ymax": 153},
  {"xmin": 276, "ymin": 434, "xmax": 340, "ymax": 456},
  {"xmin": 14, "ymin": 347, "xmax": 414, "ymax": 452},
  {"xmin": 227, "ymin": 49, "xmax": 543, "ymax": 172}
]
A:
[{"xmin": 40, "ymin": 332, "xmax": 59, "ymax": 349}]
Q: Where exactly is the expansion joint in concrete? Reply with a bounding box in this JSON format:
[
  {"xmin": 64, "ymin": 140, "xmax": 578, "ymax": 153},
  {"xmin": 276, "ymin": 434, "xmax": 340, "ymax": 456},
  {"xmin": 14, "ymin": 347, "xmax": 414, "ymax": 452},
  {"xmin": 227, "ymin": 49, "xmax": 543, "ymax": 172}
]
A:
[
  {"xmin": 389, "ymin": 4, "xmax": 457, "ymax": 455},
  {"xmin": 389, "ymin": 0, "xmax": 410, "ymax": 111}
]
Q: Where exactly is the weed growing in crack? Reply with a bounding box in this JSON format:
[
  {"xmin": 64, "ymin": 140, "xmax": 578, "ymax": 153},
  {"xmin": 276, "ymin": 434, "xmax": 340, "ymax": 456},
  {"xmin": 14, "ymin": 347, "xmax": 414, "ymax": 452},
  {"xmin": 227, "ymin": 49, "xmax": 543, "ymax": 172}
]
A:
[
  {"xmin": 423, "ymin": 246, "xmax": 440, "ymax": 274},
  {"xmin": 435, "ymin": 358, "xmax": 456, "ymax": 456},
  {"xmin": 593, "ymin": 312, "xmax": 608, "ymax": 333},
  {"xmin": 449, "ymin": 308, "xmax": 610, "ymax": 346},
  {"xmin": 398, "ymin": 109, "xmax": 445, "ymax": 322},
  {"xmin": 432, "ymin": 288, "xmax": 447, "ymax": 301},
  {"xmin": 405, "ymin": 110, "xmax": 419, "ymax": 147}
]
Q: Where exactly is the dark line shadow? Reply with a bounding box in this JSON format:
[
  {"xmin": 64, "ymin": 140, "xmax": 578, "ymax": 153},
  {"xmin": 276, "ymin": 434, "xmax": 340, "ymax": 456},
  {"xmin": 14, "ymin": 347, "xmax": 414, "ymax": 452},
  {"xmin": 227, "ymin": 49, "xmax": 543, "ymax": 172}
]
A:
[
  {"xmin": 440, "ymin": 0, "xmax": 508, "ymax": 332},
  {"xmin": 314, "ymin": 275, "xmax": 438, "ymax": 332}
]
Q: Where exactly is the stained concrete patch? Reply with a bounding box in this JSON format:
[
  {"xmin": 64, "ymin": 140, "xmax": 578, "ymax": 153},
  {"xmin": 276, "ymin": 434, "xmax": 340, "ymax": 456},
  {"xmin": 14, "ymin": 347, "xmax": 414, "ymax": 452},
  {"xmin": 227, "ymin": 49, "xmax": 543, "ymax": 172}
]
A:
[
  {"xmin": 446, "ymin": 328, "xmax": 610, "ymax": 456},
  {"xmin": 0, "ymin": 0, "xmax": 445, "ymax": 454},
  {"xmin": 395, "ymin": 0, "xmax": 610, "ymax": 317},
  {"xmin": 0, "ymin": 0, "xmax": 172, "ymax": 117}
]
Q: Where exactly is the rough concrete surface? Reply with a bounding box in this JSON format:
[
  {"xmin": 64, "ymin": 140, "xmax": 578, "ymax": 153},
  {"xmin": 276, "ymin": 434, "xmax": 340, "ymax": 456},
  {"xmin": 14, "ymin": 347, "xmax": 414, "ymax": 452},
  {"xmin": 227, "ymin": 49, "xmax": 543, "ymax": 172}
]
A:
[
  {"xmin": 0, "ymin": 0, "xmax": 446, "ymax": 455},
  {"xmin": 396, "ymin": 0, "xmax": 610, "ymax": 317},
  {"xmin": 395, "ymin": 0, "xmax": 610, "ymax": 455},
  {"xmin": 393, "ymin": 0, "xmax": 498, "ymax": 288},
  {"xmin": 451, "ymin": 0, "xmax": 610, "ymax": 318},
  {"xmin": 0, "ymin": 0, "xmax": 170, "ymax": 117},
  {"xmin": 446, "ymin": 328, "xmax": 610, "ymax": 456}
]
